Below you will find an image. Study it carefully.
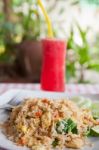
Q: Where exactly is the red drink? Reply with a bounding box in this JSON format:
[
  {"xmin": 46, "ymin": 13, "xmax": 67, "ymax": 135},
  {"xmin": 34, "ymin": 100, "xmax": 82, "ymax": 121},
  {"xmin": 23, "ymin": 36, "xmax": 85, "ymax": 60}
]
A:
[{"xmin": 41, "ymin": 38, "xmax": 66, "ymax": 92}]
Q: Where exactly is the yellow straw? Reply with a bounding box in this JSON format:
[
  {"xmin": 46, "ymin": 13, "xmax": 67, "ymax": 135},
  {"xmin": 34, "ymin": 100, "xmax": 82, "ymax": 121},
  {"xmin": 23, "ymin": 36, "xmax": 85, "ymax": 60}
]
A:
[{"xmin": 37, "ymin": 0, "xmax": 53, "ymax": 38}]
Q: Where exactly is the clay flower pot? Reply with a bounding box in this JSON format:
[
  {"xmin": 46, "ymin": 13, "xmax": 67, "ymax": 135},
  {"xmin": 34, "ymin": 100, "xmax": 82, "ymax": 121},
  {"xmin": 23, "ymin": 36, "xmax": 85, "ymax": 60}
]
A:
[{"xmin": 15, "ymin": 40, "xmax": 42, "ymax": 82}]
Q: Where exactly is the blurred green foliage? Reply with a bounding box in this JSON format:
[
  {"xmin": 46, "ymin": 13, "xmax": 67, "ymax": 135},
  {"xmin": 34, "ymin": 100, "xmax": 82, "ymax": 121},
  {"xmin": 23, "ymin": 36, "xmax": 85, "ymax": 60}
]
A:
[
  {"xmin": 0, "ymin": 0, "xmax": 42, "ymax": 63},
  {"xmin": 13, "ymin": 0, "xmax": 41, "ymax": 40},
  {"xmin": 0, "ymin": 0, "xmax": 41, "ymax": 42},
  {"xmin": 67, "ymin": 23, "xmax": 99, "ymax": 83},
  {"xmin": 0, "ymin": 0, "xmax": 99, "ymax": 83}
]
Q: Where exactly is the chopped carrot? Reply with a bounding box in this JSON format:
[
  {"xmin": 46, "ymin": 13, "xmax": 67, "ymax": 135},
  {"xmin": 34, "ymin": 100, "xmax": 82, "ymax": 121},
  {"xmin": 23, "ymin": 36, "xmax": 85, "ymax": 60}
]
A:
[
  {"xmin": 18, "ymin": 137, "xmax": 26, "ymax": 145},
  {"xmin": 42, "ymin": 99, "xmax": 49, "ymax": 104},
  {"xmin": 53, "ymin": 110, "xmax": 59, "ymax": 118},
  {"xmin": 35, "ymin": 110, "xmax": 42, "ymax": 117}
]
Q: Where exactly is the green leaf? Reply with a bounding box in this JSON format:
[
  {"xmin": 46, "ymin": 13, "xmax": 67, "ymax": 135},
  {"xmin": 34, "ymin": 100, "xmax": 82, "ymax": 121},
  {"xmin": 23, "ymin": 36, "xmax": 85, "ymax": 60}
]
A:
[
  {"xmin": 56, "ymin": 120, "xmax": 66, "ymax": 134},
  {"xmin": 66, "ymin": 61, "xmax": 76, "ymax": 81},
  {"xmin": 52, "ymin": 138, "xmax": 59, "ymax": 148},
  {"xmin": 88, "ymin": 62, "xmax": 99, "ymax": 71},
  {"xmin": 84, "ymin": 127, "xmax": 91, "ymax": 137},
  {"xmin": 75, "ymin": 22, "xmax": 89, "ymax": 44},
  {"xmin": 56, "ymin": 118, "xmax": 78, "ymax": 134},
  {"xmin": 67, "ymin": 27, "xmax": 74, "ymax": 49},
  {"xmin": 67, "ymin": 119, "xmax": 77, "ymax": 133},
  {"xmin": 89, "ymin": 126, "xmax": 99, "ymax": 137},
  {"xmin": 72, "ymin": 126, "xmax": 78, "ymax": 134}
]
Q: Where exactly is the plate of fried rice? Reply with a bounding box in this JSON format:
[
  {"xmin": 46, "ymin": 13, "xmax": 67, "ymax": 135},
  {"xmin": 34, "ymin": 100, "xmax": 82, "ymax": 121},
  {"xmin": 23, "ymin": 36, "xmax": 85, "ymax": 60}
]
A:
[{"xmin": 0, "ymin": 90, "xmax": 99, "ymax": 150}]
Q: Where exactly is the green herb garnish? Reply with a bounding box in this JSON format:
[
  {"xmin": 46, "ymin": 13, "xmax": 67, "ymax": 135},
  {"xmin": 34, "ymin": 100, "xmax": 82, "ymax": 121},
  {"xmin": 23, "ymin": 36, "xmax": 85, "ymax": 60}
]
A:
[
  {"xmin": 56, "ymin": 118, "xmax": 78, "ymax": 134},
  {"xmin": 84, "ymin": 127, "xmax": 91, "ymax": 137},
  {"xmin": 52, "ymin": 138, "xmax": 59, "ymax": 147},
  {"xmin": 89, "ymin": 126, "xmax": 99, "ymax": 137}
]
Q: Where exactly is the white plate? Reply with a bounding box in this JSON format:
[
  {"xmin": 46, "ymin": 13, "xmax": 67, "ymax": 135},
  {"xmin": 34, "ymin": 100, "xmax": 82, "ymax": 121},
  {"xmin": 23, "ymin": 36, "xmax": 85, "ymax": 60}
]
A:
[{"xmin": 0, "ymin": 89, "xmax": 99, "ymax": 150}]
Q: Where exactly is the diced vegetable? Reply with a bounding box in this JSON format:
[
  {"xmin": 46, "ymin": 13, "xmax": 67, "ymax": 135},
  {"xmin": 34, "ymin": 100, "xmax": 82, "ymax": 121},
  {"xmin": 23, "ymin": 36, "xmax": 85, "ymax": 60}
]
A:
[
  {"xmin": 56, "ymin": 118, "xmax": 78, "ymax": 134},
  {"xmin": 89, "ymin": 126, "xmax": 99, "ymax": 137},
  {"xmin": 84, "ymin": 126, "xmax": 99, "ymax": 137},
  {"xmin": 56, "ymin": 120, "xmax": 66, "ymax": 134},
  {"xmin": 67, "ymin": 119, "xmax": 78, "ymax": 133},
  {"xmin": 52, "ymin": 138, "xmax": 59, "ymax": 147},
  {"xmin": 42, "ymin": 99, "xmax": 49, "ymax": 104},
  {"xmin": 35, "ymin": 110, "xmax": 42, "ymax": 117},
  {"xmin": 83, "ymin": 127, "xmax": 91, "ymax": 137},
  {"xmin": 18, "ymin": 137, "xmax": 26, "ymax": 145}
]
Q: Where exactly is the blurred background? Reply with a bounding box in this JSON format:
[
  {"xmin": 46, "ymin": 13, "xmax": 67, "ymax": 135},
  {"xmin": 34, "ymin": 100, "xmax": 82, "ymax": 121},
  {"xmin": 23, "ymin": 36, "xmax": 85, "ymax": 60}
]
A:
[{"xmin": 0, "ymin": 0, "xmax": 99, "ymax": 83}]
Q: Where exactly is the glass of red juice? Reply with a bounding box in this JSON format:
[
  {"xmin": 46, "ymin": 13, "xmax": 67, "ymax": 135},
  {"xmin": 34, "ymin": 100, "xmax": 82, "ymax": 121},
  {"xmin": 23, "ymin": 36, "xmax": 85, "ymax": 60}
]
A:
[{"xmin": 41, "ymin": 38, "xmax": 66, "ymax": 92}]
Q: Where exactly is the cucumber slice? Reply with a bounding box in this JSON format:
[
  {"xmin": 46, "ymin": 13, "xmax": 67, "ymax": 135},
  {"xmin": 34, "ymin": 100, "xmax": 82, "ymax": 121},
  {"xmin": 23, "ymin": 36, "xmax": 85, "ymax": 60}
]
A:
[
  {"xmin": 90, "ymin": 126, "xmax": 99, "ymax": 136},
  {"xmin": 71, "ymin": 96, "xmax": 92, "ymax": 109}
]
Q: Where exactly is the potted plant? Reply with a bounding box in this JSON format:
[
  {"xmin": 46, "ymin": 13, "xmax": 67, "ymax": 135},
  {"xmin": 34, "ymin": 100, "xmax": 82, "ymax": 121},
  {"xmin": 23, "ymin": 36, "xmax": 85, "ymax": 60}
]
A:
[
  {"xmin": 14, "ymin": 0, "xmax": 42, "ymax": 82},
  {"xmin": 0, "ymin": 0, "xmax": 43, "ymax": 82}
]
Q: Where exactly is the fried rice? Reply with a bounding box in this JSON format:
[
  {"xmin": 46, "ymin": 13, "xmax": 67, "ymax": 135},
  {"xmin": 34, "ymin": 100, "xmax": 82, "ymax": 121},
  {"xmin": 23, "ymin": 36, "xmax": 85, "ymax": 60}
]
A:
[{"xmin": 3, "ymin": 98, "xmax": 99, "ymax": 150}]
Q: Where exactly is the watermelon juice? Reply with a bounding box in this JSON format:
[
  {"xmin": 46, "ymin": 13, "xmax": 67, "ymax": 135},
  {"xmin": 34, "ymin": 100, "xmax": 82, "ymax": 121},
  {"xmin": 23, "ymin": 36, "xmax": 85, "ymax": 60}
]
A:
[{"xmin": 41, "ymin": 38, "xmax": 66, "ymax": 92}]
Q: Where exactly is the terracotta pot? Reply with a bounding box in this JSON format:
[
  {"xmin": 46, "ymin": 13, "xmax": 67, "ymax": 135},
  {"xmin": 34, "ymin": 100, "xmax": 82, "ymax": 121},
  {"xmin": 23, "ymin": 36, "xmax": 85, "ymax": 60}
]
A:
[{"xmin": 15, "ymin": 40, "xmax": 42, "ymax": 82}]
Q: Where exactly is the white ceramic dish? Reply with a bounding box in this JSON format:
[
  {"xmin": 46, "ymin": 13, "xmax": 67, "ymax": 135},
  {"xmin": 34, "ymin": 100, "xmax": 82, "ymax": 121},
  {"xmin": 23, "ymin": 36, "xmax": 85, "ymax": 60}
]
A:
[{"xmin": 0, "ymin": 89, "xmax": 99, "ymax": 150}]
